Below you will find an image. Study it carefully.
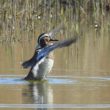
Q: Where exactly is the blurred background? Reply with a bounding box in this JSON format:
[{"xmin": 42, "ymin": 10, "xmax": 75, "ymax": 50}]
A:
[{"xmin": 0, "ymin": 0, "xmax": 110, "ymax": 77}]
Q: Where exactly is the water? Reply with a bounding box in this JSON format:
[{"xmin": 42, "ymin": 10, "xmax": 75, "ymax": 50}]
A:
[
  {"xmin": 0, "ymin": 75, "xmax": 110, "ymax": 110},
  {"xmin": 0, "ymin": 32, "xmax": 110, "ymax": 109}
]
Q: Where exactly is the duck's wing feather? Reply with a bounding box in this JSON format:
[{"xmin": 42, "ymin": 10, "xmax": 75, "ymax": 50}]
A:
[
  {"xmin": 22, "ymin": 51, "xmax": 38, "ymax": 68},
  {"xmin": 37, "ymin": 37, "xmax": 78, "ymax": 61},
  {"xmin": 22, "ymin": 37, "xmax": 78, "ymax": 68},
  {"xmin": 48, "ymin": 23, "xmax": 64, "ymax": 39}
]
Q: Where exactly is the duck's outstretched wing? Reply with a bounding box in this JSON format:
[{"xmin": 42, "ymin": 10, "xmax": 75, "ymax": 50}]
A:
[
  {"xmin": 22, "ymin": 51, "xmax": 38, "ymax": 68},
  {"xmin": 22, "ymin": 37, "xmax": 78, "ymax": 68},
  {"xmin": 48, "ymin": 23, "xmax": 64, "ymax": 39},
  {"xmin": 37, "ymin": 37, "xmax": 78, "ymax": 61}
]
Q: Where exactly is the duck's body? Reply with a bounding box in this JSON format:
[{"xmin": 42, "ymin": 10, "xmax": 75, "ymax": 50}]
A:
[
  {"xmin": 22, "ymin": 32, "xmax": 78, "ymax": 81},
  {"xmin": 32, "ymin": 57, "xmax": 54, "ymax": 80},
  {"xmin": 24, "ymin": 50, "xmax": 54, "ymax": 80}
]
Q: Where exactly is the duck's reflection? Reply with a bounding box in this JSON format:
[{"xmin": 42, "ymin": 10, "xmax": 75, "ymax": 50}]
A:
[
  {"xmin": 22, "ymin": 81, "xmax": 53, "ymax": 110},
  {"xmin": 31, "ymin": 81, "xmax": 48, "ymax": 104}
]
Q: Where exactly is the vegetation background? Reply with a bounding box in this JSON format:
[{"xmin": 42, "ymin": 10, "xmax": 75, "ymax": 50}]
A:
[
  {"xmin": 0, "ymin": 0, "xmax": 110, "ymax": 42},
  {"xmin": 0, "ymin": 0, "xmax": 110, "ymax": 76}
]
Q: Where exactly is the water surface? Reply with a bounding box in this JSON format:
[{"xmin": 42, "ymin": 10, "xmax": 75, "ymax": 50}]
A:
[{"xmin": 0, "ymin": 75, "xmax": 110, "ymax": 110}]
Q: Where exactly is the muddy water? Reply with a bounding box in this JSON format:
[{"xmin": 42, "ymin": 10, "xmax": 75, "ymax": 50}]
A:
[{"xmin": 0, "ymin": 12, "xmax": 110, "ymax": 110}]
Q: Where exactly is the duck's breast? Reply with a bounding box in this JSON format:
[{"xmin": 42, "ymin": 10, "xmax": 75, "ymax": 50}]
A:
[
  {"xmin": 32, "ymin": 58, "xmax": 54, "ymax": 79},
  {"xmin": 38, "ymin": 58, "xmax": 54, "ymax": 76}
]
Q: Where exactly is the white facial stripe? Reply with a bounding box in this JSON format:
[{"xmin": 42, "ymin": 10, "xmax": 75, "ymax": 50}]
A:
[{"xmin": 39, "ymin": 34, "xmax": 49, "ymax": 41}]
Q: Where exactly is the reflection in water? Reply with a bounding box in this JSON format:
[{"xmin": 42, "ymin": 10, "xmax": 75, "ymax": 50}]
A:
[{"xmin": 22, "ymin": 81, "xmax": 53, "ymax": 110}]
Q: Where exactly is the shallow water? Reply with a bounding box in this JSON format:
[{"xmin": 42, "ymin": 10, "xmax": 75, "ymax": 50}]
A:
[
  {"xmin": 0, "ymin": 33, "xmax": 110, "ymax": 110},
  {"xmin": 0, "ymin": 75, "xmax": 110, "ymax": 110}
]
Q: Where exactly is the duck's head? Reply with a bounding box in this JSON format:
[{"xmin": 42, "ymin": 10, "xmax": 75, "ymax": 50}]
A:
[{"xmin": 37, "ymin": 33, "xmax": 58, "ymax": 48}]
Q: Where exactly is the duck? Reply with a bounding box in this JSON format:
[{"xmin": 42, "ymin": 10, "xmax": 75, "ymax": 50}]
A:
[{"xmin": 22, "ymin": 33, "xmax": 78, "ymax": 80}]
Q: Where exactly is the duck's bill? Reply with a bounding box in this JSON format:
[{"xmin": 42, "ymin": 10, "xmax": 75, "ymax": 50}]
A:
[{"xmin": 50, "ymin": 39, "xmax": 59, "ymax": 41}]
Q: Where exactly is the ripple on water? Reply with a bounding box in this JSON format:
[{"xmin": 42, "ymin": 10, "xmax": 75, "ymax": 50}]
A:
[
  {"xmin": 0, "ymin": 75, "xmax": 110, "ymax": 85},
  {"xmin": 0, "ymin": 78, "xmax": 28, "ymax": 85},
  {"xmin": 48, "ymin": 78, "xmax": 77, "ymax": 84},
  {"xmin": 0, "ymin": 75, "xmax": 77, "ymax": 85}
]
